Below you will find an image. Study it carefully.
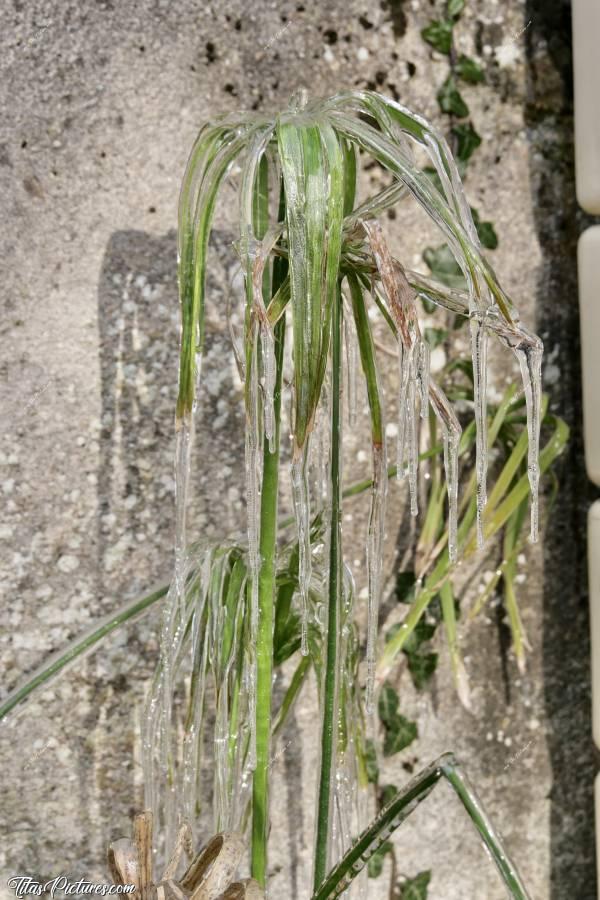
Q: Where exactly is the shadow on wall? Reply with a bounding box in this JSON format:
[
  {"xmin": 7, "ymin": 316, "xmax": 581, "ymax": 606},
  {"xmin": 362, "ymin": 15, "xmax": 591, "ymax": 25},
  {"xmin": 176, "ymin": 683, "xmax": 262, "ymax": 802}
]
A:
[
  {"xmin": 525, "ymin": 1, "xmax": 598, "ymax": 896},
  {"xmin": 96, "ymin": 228, "xmax": 180, "ymax": 601}
]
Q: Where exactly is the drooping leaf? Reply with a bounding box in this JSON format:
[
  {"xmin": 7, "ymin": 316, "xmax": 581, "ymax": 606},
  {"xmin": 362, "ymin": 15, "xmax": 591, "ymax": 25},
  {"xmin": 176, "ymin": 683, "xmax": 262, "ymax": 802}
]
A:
[
  {"xmin": 437, "ymin": 75, "xmax": 469, "ymax": 118},
  {"xmin": 452, "ymin": 122, "xmax": 482, "ymax": 164},
  {"xmin": 277, "ymin": 117, "xmax": 344, "ymax": 450},
  {"xmin": 423, "ymin": 244, "xmax": 468, "ymax": 290},
  {"xmin": 400, "ymin": 871, "xmax": 432, "ymax": 899},
  {"xmin": 456, "ymin": 53, "xmax": 485, "ymax": 83},
  {"xmin": 421, "ymin": 19, "xmax": 453, "ymax": 54}
]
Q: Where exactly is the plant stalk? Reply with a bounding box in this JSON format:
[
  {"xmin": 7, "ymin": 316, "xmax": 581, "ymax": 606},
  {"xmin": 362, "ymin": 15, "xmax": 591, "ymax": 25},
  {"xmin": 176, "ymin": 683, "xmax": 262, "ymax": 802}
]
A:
[
  {"xmin": 313, "ymin": 286, "xmax": 343, "ymax": 892},
  {"xmin": 251, "ymin": 313, "xmax": 286, "ymax": 886}
]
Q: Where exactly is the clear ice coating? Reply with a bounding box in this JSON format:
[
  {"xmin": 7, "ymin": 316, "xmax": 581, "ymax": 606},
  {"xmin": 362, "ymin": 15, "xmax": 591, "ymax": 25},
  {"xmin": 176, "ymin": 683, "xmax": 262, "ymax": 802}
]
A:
[
  {"xmin": 159, "ymin": 90, "xmax": 544, "ymax": 886},
  {"xmin": 291, "ymin": 441, "xmax": 312, "ymax": 656},
  {"xmin": 365, "ymin": 443, "xmax": 388, "ymax": 713},
  {"xmin": 471, "ymin": 316, "xmax": 489, "ymax": 548}
]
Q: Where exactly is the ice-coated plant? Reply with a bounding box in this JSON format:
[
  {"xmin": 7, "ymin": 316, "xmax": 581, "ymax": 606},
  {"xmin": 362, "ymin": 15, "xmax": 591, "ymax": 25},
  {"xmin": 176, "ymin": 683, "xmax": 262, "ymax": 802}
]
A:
[
  {"xmin": 141, "ymin": 89, "xmax": 545, "ymax": 899},
  {"xmin": 1, "ymin": 89, "xmax": 568, "ymax": 899}
]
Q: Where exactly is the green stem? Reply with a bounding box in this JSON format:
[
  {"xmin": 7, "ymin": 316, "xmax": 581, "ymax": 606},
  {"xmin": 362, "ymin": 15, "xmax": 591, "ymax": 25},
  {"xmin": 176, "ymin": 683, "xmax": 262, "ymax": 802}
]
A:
[
  {"xmin": 0, "ymin": 584, "xmax": 168, "ymax": 722},
  {"xmin": 251, "ymin": 316, "xmax": 285, "ymax": 886},
  {"xmin": 313, "ymin": 286, "xmax": 343, "ymax": 891},
  {"xmin": 312, "ymin": 753, "xmax": 531, "ymax": 900}
]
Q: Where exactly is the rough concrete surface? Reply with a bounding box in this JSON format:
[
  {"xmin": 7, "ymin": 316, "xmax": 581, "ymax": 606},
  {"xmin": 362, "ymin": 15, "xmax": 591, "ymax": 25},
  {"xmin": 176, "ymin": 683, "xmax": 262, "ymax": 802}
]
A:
[{"xmin": 0, "ymin": 1, "xmax": 595, "ymax": 898}]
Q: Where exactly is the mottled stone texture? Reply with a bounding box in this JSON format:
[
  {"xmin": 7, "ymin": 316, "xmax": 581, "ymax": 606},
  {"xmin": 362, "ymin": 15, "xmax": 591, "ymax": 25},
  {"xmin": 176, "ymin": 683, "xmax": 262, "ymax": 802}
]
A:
[{"xmin": 0, "ymin": 1, "xmax": 595, "ymax": 898}]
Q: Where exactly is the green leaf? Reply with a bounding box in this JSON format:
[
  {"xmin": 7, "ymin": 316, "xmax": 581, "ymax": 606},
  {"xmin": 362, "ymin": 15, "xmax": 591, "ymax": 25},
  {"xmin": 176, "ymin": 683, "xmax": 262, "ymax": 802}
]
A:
[
  {"xmin": 437, "ymin": 75, "xmax": 469, "ymax": 118},
  {"xmin": 379, "ymin": 683, "xmax": 418, "ymax": 754},
  {"xmin": 455, "ymin": 53, "xmax": 485, "ymax": 83},
  {"xmin": 394, "ymin": 571, "xmax": 416, "ymax": 604},
  {"xmin": 277, "ymin": 117, "xmax": 344, "ymax": 450},
  {"xmin": 380, "ymin": 783, "xmax": 398, "ymax": 807},
  {"xmin": 383, "ymin": 712, "xmax": 418, "ymax": 756},
  {"xmin": 378, "ymin": 682, "xmax": 399, "ymax": 725},
  {"xmin": 421, "ymin": 19, "xmax": 453, "ymax": 54},
  {"xmin": 367, "ymin": 841, "xmax": 393, "ymax": 878},
  {"xmin": 423, "ymin": 244, "xmax": 467, "ymax": 290},
  {"xmin": 447, "ymin": 0, "xmax": 465, "ymax": 17},
  {"xmin": 407, "ymin": 651, "xmax": 438, "ymax": 689},
  {"xmin": 400, "ymin": 871, "xmax": 432, "ymax": 899},
  {"xmin": 422, "ymin": 165, "xmax": 443, "ymax": 195},
  {"xmin": 424, "ymin": 326, "xmax": 447, "ymax": 349},
  {"xmin": 452, "ymin": 122, "xmax": 482, "ymax": 164},
  {"xmin": 403, "ymin": 617, "xmax": 436, "ymax": 651},
  {"xmin": 273, "ymin": 579, "xmax": 302, "ymax": 666},
  {"xmin": 364, "ymin": 738, "xmax": 379, "ymax": 784},
  {"xmin": 477, "ymin": 220, "xmax": 498, "ymax": 249},
  {"xmin": 470, "ymin": 207, "xmax": 499, "ymax": 249}
]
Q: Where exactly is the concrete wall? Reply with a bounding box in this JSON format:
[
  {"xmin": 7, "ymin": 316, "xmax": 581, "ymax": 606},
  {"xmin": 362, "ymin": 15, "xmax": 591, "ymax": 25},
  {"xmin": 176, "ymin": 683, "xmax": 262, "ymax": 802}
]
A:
[{"xmin": 0, "ymin": 1, "xmax": 594, "ymax": 898}]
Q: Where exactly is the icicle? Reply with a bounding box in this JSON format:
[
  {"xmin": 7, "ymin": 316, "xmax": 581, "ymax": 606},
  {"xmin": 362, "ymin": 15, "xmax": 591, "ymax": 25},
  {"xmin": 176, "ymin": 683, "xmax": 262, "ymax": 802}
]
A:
[
  {"xmin": 244, "ymin": 333, "xmax": 263, "ymax": 771},
  {"xmin": 443, "ymin": 429, "xmax": 460, "ymax": 564},
  {"xmin": 514, "ymin": 335, "xmax": 543, "ymax": 543},
  {"xmin": 174, "ymin": 349, "xmax": 202, "ymax": 609},
  {"xmin": 291, "ymin": 441, "xmax": 312, "ymax": 656},
  {"xmin": 396, "ymin": 337, "xmax": 412, "ymax": 481},
  {"xmin": 261, "ymin": 324, "xmax": 276, "ymax": 453},
  {"xmin": 407, "ymin": 365, "xmax": 419, "ymax": 517},
  {"xmin": 250, "ymin": 228, "xmax": 281, "ymax": 455},
  {"xmin": 417, "ymin": 338, "xmax": 430, "ymax": 419},
  {"xmin": 470, "ymin": 316, "xmax": 489, "ymax": 548},
  {"xmin": 313, "ymin": 379, "xmax": 331, "ymax": 513},
  {"xmin": 428, "ymin": 379, "xmax": 462, "ymax": 565},
  {"xmin": 345, "ymin": 310, "xmax": 358, "ymax": 428},
  {"xmin": 365, "ymin": 442, "xmax": 388, "ymax": 714}
]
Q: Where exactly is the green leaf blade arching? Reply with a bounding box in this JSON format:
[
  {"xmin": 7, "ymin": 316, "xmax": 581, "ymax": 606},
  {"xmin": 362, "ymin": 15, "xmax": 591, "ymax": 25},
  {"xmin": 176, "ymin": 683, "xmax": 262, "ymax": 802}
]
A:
[
  {"xmin": 312, "ymin": 754, "xmax": 532, "ymax": 900},
  {"xmin": 277, "ymin": 116, "xmax": 344, "ymax": 451},
  {"xmin": 177, "ymin": 125, "xmax": 252, "ymax": 421}
]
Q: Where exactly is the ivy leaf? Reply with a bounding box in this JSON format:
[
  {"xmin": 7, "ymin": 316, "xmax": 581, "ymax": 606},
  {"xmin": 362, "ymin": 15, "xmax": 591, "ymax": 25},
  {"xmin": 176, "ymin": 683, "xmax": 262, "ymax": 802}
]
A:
[
  {"xmin": 452, "ymin": 122, "xmax": 481, "ymax": 164},
  {"xmin": 394, "ymin": 570, "xmax": 416, "ymax": 604},
  {"xmin": 470, "ymin": 206, "xmax": 499, "ymax": 249},
  {"xmin": 423, "ymin": 244, "xmax": 467, "ymax": 290},
  {"xmin": 447, "ymin": 0, "xmax": 465, "ymax": 17},
  {"xmin": 380, "ymin": 783, "xmax": 398, "ymax": 807},
  {"xmin": 424, "ymin": 326, "xmax": 447, "ymax": 349},
  {"xmin": 364, "ymin": 738, "xmax": 379, "ymax": 784},
  {"xmin": 403, "ymin": 617, "xmax": 436, "ymax": 651},
  {"xmin": 437, "ymin": 75, "xmax": 469, "ymax": 118},
  {"xmin": 400, "ymin": 871, "xmax": 432, "ymax": 899},
  {"xmin": 421, "ymin": 19, "xmax": 453, "ymax": 55},
  {"xmin": 383, "ymin": 713, "xmax": 418, "ymax": 756},
  {"xmin": 378, "ymin": 682, "xmax": 399, "ymax": 726},
  {"xmin": 407, "ymin": 651, "xmax": 438, "ymax": 689},
  {"xmin": 455, "ymin": 53, "xmax": 485, "ymax": 83},
  {"xmin": 367, "ymin": 841, "xmax": 393, "ymax": 878}
]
